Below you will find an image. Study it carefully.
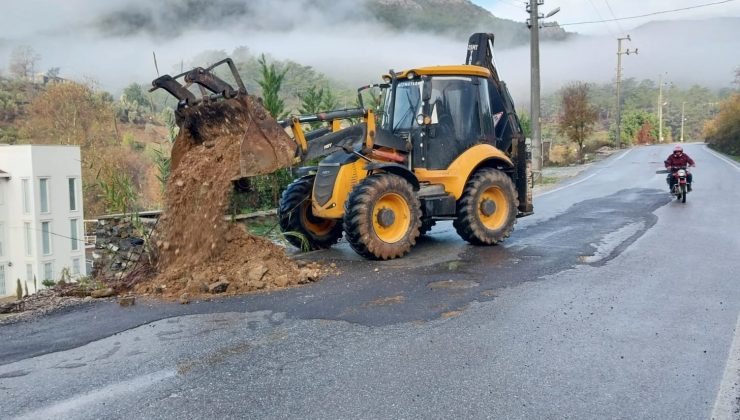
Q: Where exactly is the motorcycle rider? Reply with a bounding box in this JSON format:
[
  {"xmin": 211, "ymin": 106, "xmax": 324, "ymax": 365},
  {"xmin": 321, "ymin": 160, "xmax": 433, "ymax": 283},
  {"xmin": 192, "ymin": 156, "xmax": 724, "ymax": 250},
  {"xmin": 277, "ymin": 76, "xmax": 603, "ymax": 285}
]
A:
[{"xmin": 664, "ymin": 145, "xmax": 695, "ymax": 191}]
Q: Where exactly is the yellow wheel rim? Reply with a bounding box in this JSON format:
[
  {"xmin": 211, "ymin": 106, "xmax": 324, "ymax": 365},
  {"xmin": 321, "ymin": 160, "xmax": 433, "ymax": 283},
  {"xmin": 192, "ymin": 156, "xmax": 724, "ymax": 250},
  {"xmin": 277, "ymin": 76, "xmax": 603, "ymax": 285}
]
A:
[
  {"xmin": 478, "ymin": 186, "xmax": 509, "ymax": 230},
  {"xmin": 300, "ymin": 201, "xmax": 334, "ymax": 236},
  {"xmin": 372, "ymin": 193, "xmax": 411, "ymax": 243}
]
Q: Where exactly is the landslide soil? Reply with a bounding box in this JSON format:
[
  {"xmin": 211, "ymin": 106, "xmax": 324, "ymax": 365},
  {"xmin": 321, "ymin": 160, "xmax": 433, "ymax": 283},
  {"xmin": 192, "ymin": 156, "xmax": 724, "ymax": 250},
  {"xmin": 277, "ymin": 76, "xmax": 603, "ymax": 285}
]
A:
[{"xmin": 135, "ymin": 97, "xmax": 317, "ymax": 299}]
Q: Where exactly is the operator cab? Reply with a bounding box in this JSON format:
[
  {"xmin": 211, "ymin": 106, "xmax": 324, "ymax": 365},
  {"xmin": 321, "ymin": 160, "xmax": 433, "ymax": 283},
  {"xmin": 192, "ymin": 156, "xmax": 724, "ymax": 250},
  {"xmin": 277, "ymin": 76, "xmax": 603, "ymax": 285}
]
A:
[{"xmin": 377, "ymin": 66, "xmax": 516, "ymax": 171}]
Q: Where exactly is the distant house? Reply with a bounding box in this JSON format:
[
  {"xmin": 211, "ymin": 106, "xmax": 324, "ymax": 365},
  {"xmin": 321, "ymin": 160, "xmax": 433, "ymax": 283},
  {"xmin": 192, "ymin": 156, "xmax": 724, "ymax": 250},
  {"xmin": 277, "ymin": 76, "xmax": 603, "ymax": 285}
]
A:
[{"xmin": 0, "ymin": 145, "xmax": 87, "ymax": 297}]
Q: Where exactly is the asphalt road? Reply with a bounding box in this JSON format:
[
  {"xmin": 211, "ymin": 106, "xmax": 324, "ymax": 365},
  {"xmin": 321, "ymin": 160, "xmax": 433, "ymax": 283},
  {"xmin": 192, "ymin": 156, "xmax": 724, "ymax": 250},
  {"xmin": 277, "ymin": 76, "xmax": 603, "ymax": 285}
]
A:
[{"xmin": 1, "ymin": 143, "xmax": 739, "ymax": 419}]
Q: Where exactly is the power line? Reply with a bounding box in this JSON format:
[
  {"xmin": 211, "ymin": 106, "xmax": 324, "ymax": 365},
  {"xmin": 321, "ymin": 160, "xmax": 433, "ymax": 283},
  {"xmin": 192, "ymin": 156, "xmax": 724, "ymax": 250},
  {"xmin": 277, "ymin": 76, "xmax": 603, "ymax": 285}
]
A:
[
  {"xmin": 602, "ymin": 0, "xmax": 625, "ymax": 33},
  {"xmin": 559, "ymin": 0, "xmax": 735, "ymax": 27},
  {"xmin": 586, "ymin": 0, "xmax": 615, "ymax": 35}
]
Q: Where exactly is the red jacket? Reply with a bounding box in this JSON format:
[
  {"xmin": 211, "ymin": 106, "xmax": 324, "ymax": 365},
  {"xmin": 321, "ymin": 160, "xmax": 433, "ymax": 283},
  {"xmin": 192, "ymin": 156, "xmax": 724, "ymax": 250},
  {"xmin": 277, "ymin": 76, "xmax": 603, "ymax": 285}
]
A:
[{"xmin": 664, "ymin": 153, "xmax": 695, "ymax": 169}]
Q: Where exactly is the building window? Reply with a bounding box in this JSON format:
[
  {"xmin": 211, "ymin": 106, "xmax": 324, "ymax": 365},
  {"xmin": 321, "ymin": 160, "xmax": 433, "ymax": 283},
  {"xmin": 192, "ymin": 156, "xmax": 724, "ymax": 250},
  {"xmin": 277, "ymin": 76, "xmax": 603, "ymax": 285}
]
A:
[
  {"xmin": 41, "ymin": 221, "xmax": 52, "ymax": 255},
  {"xmin": 24, "ymin": 222, "xmax": 33, "ymax": 256},
  {"xmin": 72, "ymin": 258, "xmax": 81, "ymax": 276},
  {"xmin": 22, "ymin": 179, "xmax": 31, "ymax": 213},
  {"xmin": 70, "ymin": 219, "xmax": 79, "ymax": 251},
  {"xmin": 68, "ymin": 178, "xmax": 78, "ymax": 211},
  {"xmin": 0, "ymin": 265, "xmax": 5, "ymax": 296},
  {"xmin": 0, "ymin": 223, "xmax": 4, "ymax": 257},
  {"xmin": 39, "ymin": 178, "xmax": 50, "ymax": 213},
  {"xmin": 26, "ymin": 264, "xmax": 33, "ymax": 283},
  {"xmin": 43, "ymin": 262, "xmax": 53, "ymax": 281}
]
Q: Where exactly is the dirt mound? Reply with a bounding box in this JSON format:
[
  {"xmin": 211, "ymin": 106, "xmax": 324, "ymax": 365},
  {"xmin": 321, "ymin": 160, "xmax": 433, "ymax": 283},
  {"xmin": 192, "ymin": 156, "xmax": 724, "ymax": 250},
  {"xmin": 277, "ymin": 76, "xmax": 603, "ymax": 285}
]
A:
[{"xmin": 136, "ymin": 96, "xmax": 316, "ymax": 299}]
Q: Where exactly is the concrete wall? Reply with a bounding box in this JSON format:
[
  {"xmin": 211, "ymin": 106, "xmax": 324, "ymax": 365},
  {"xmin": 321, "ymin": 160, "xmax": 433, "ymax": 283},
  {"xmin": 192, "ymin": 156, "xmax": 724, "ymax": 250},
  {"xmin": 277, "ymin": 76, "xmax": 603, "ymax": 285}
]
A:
[{"xmin": 0, "ymin": 145, "xmax": 87, "ymax": 297}]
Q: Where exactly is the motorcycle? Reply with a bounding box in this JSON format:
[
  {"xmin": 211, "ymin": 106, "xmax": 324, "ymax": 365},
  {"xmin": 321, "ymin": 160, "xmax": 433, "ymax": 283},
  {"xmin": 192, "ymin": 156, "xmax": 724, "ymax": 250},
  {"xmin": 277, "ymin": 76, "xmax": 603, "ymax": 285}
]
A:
[{"xmin": 657, "ymin": 166, "xmax": 691, "ymax": 203}]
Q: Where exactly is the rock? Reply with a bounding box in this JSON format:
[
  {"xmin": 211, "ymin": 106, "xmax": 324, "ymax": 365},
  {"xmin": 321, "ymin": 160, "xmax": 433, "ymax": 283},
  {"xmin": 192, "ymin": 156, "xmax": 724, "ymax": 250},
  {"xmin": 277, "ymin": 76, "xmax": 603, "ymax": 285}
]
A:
[
  {"xmin": 185, "ymin": 277, "xmax": 208, "ymax": 293},
  {"xmin": 83, "ymin": 296, "xmax": 93, "ymax": 302},
  {"xmin": 329, "ymin": 263, "xmax": 337, "ymax": 269},
  {"xmin": 91, "ymin": 288, "xmax": 115, "ymax": 298},
  {"xmin": 298, "ymin": 268, "xmax": 320, "ymax": 284},
  {"xmin": 119, "ymin": 296, "xmax": 135, "ymax": 307},
  {"xmin": 274, "ymin": 275, "xmax": 290, "ymax": 288},
  {"xmin": 179, "ymin": 293, "xmax": 190, "ymax": 304},
  {"xmin": 176, "ymin": 179, "xmax": 185, "ymax": 187},
  {"xmin": 162, "ymin": 241, "xmax": 171, "ymax": 251},
  {"xmin": 295, "ymin": 260, "xmax": 308, "ymax": 268},
  {"xmin": 250, "ymin": 280, "xmax": 266, "ymax": 290},
  {"xmin": 208, "ymin": 281, "xmax": 230, "ymax": 294},
  {"xmin": 247, "ymin": 264, "xmax": 268, "ymax": 283}
]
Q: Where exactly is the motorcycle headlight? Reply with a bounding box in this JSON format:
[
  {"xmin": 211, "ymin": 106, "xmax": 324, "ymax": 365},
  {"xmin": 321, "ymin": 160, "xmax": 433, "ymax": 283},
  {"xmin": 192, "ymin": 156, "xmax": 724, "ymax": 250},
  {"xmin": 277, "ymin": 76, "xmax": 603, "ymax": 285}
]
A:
[{"xmin": 677, "ymin": 169, "xmax": 686, "ymax": 176}]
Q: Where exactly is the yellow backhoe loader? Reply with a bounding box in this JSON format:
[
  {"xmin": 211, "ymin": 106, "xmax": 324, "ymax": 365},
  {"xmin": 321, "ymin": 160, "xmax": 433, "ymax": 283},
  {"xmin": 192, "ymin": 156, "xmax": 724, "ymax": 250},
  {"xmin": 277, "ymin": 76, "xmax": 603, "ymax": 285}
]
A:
[{"xmin": 152, "ymin": 33, "xmax": 533, "ymax": 260}]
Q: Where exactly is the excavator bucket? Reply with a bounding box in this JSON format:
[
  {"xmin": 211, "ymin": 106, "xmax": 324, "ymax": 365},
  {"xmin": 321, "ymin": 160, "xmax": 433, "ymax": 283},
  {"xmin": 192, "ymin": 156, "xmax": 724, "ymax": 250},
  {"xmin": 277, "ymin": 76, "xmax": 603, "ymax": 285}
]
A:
[{"xmin": 151, "ymin": 58, "xmax": 297, "ymax": 178}]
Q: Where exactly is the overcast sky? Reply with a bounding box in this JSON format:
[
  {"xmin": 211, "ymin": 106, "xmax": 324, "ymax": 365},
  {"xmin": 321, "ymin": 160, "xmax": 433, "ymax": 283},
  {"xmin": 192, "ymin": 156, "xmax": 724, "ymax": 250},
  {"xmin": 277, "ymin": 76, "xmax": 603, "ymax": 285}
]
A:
[{"xmin": 474, "ymin": 0, "xmax": 740, "ymax": 34}]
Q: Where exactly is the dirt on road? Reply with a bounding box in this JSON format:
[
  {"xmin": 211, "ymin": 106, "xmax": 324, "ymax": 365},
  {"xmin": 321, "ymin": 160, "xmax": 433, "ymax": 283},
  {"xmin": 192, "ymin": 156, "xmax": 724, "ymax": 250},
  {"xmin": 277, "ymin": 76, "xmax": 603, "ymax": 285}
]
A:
[{"xmin": 137, "ymin": 97, "xmax": 320, "ymax": 300}]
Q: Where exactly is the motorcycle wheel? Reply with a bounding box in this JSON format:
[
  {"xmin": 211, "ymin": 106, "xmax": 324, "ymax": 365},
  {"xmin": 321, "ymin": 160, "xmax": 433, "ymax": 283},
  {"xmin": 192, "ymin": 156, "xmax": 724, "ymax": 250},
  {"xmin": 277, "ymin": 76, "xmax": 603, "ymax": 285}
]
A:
[{"xmin": 681, "ymin": 184, "xmax": 687, "ymax": 203}]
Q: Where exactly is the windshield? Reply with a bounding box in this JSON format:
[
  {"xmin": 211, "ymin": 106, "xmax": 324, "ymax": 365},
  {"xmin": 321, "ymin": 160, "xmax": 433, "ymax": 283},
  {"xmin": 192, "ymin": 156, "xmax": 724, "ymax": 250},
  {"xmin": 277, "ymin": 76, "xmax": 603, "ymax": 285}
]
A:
[{"xmin": 381, "ymin": 80, "xmax": 423, "ymax": 131}]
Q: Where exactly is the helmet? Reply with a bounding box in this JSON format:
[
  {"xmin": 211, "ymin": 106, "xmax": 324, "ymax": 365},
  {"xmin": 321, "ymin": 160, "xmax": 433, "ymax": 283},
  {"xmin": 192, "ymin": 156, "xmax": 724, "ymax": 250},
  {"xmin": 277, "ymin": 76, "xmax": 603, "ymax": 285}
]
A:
[{"xmin": 673, "ymin": 145, "xmax": 683, "ymax": 153}]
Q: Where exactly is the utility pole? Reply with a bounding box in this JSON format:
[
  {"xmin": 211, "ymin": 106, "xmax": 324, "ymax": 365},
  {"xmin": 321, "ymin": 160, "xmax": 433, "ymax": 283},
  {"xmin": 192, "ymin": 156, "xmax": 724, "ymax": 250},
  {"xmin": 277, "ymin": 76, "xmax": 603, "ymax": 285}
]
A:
[
  {"xmin": 680, "ymin": 101, "xmax": 686, "ymax": 142},
  {"xmin": 658, "ymin": 73, "xmax": 666, "ymax": 143},
  {"xmin": 528, "ymin": 0, "xmax": 542, "ymax": 182},
  {"xmin": 615, "ymin": 35, "xmax": 637, "ymax": 149},
  {"xmin": 526, "ymin": 1, "xmax": 559, "ymax": 183}
]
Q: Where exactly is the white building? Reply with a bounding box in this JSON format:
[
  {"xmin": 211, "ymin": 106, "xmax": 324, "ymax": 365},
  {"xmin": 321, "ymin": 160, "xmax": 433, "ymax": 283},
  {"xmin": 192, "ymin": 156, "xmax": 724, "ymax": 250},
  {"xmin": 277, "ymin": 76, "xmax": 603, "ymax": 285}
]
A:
[{"xmin": 0, "ymin": 145, "xmax": 87, "ymax": 297}]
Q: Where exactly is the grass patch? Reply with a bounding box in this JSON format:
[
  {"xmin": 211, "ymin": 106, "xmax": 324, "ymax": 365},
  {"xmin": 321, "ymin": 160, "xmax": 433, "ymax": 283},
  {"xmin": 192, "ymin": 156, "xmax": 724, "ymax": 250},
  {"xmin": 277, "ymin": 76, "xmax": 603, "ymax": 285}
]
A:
[{"xmin": 539, "ymin": 176, "xmax": 560, "ymax": 185}]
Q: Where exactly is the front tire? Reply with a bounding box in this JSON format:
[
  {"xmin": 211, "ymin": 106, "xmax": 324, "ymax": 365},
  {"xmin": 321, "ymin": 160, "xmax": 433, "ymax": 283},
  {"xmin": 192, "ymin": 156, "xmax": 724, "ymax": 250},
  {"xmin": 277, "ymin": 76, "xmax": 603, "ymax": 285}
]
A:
[
  {"xmin": 454, "ymin": 168, "xmax": 518, "ymax": 245},
  {"xmin": 278, "ymin": 177, "xmax": 343, "ymax": 250},
  {"xmin": 344, "ymin": 173, "xmax": 422, "ymax": 260},
  {"xmin": 681, "ymin": 184, "xmax": 687, "ymax": 203}
]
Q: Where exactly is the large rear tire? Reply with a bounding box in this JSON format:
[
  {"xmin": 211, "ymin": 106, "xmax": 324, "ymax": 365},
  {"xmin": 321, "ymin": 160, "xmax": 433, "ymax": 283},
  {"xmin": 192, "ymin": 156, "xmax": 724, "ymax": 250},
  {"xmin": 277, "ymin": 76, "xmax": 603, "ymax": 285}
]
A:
[
  {"xmin": 344, "ymin": 173, "xmax": 422, "ymax": 260},
  {"xmin": 278, "ymin": 177, "xmax": 343, "ymax": 250},
  {"xmin": 454, "ymin": 168, "xmax": 518, "ymax": 245}
]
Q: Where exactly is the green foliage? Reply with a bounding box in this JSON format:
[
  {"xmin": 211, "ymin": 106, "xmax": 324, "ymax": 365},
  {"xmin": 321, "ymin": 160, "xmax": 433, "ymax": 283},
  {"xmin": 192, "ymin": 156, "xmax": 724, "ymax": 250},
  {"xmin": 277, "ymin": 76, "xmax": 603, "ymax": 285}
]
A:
[
  {"xmin": 151, "ymin": 108, "xmax": 177, "ymax": 193},
  {"xmin": 42, "ymin": 279, "xmax": 56, "ymax": 289},
  {"xmin": 116, "ymin": 83, "xmax": 152, "ymax": 124},
  {"xmin": 97, "ymin": 168, "xmax": 138, "ymax": 215},
  {"xmin": 518, "ymin": 111, "xmax": 532, "ymax": 139},
  {"xmin": 298, "ymin": 86, "xmax": 341, "ymax": 129},
  {"xmin": 256, "ymin": 54, "xmax": 289, "ymax": 119},
  {"xmin": 612, "ymin": 109, "xmax": 658, "ymax": 146},
  {"xmin": 231, "ymin": 168, "xmax": 295, "ymax": 213}
]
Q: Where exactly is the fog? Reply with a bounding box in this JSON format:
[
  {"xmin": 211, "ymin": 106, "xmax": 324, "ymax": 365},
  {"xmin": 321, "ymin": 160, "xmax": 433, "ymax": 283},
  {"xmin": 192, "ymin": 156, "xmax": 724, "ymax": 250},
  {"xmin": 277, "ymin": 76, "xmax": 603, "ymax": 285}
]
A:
[{"xmin": 0, "ymin": 0, "xmax": 737, "ymax": 104}]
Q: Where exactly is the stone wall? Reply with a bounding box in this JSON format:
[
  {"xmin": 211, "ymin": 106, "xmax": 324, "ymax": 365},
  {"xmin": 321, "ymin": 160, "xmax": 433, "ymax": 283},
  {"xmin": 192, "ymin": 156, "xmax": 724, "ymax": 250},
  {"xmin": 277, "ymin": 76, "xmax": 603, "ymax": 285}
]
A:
[{"xmin": 93, "ymin": 216, "xmax": 157, "ymax": 278}]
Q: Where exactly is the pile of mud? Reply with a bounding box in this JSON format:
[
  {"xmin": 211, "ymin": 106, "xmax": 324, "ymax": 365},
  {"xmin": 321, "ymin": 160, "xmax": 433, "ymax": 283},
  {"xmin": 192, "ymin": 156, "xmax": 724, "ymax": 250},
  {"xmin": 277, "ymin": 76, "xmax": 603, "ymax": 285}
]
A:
[{"xmin": 136, "ymin": 97, "xmax": 319, "ymax": 299}]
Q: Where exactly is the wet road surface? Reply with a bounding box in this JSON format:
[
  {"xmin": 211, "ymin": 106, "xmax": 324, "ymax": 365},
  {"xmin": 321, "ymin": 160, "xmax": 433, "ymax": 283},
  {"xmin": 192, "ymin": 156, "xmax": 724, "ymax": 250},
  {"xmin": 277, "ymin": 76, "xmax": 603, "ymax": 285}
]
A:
[{"xmin": 1, "ymin": 143, "xmax": 739, "ymax": 419}]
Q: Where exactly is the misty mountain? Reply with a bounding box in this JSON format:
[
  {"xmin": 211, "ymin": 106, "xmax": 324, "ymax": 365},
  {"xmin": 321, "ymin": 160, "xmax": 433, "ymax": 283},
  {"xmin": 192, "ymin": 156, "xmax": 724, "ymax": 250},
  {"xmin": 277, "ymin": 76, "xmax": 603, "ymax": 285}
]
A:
[
  {"xmin": 92, "ymin": 0, "xmax": 566, "ymax": 49},
  {"xmin": 367, "ymin": 0, "xmax": 567, "ymax": 46}
]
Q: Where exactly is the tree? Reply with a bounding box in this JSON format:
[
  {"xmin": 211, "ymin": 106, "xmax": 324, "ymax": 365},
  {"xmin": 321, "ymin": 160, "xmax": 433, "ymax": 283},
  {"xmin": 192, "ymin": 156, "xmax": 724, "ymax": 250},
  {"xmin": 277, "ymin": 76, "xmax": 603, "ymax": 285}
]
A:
[
  {"xmin": 8, "ymin": 46, "xmax": 40, "ymax": 80},
  {"xmin": 297, "ymin": 85, "xmax": 340, "ymax": 129},
  {"xmin": 558, "ymin": 82, "xmax": 598, "ymax": 163},
  {"xmin": 704, "ymin": 93, "xmax": 740, "ymax": 155},
  {"xmin": 256, "ymin": 54, "xmax": 288, "ymax": 118}
]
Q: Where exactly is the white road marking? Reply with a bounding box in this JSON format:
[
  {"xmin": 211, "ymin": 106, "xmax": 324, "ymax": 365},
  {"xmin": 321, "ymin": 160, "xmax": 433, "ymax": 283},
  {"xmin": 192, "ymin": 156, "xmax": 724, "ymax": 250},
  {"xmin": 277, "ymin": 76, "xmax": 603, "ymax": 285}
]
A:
[
  {"xmin": 711, "ymin": 312, "xmax": 740, "ymax": 419},
  {"xmin": 536, "ymin": 149, "xmax": 632, "ymax": 197},
  {"xmin": 704, "ymin": 145, "xmax": 740, "ymax": 172},
  {"xmin": 13, "ymin": 369, "xmax": 176, "ymax": 420}
]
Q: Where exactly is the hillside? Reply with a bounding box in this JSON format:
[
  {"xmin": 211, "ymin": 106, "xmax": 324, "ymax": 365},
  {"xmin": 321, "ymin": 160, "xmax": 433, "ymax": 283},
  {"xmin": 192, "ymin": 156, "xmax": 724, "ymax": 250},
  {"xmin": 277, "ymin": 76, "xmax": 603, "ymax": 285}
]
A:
[{"xmin": 368, "ymin": 0, "xmax": 567, "ymax": 46}]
